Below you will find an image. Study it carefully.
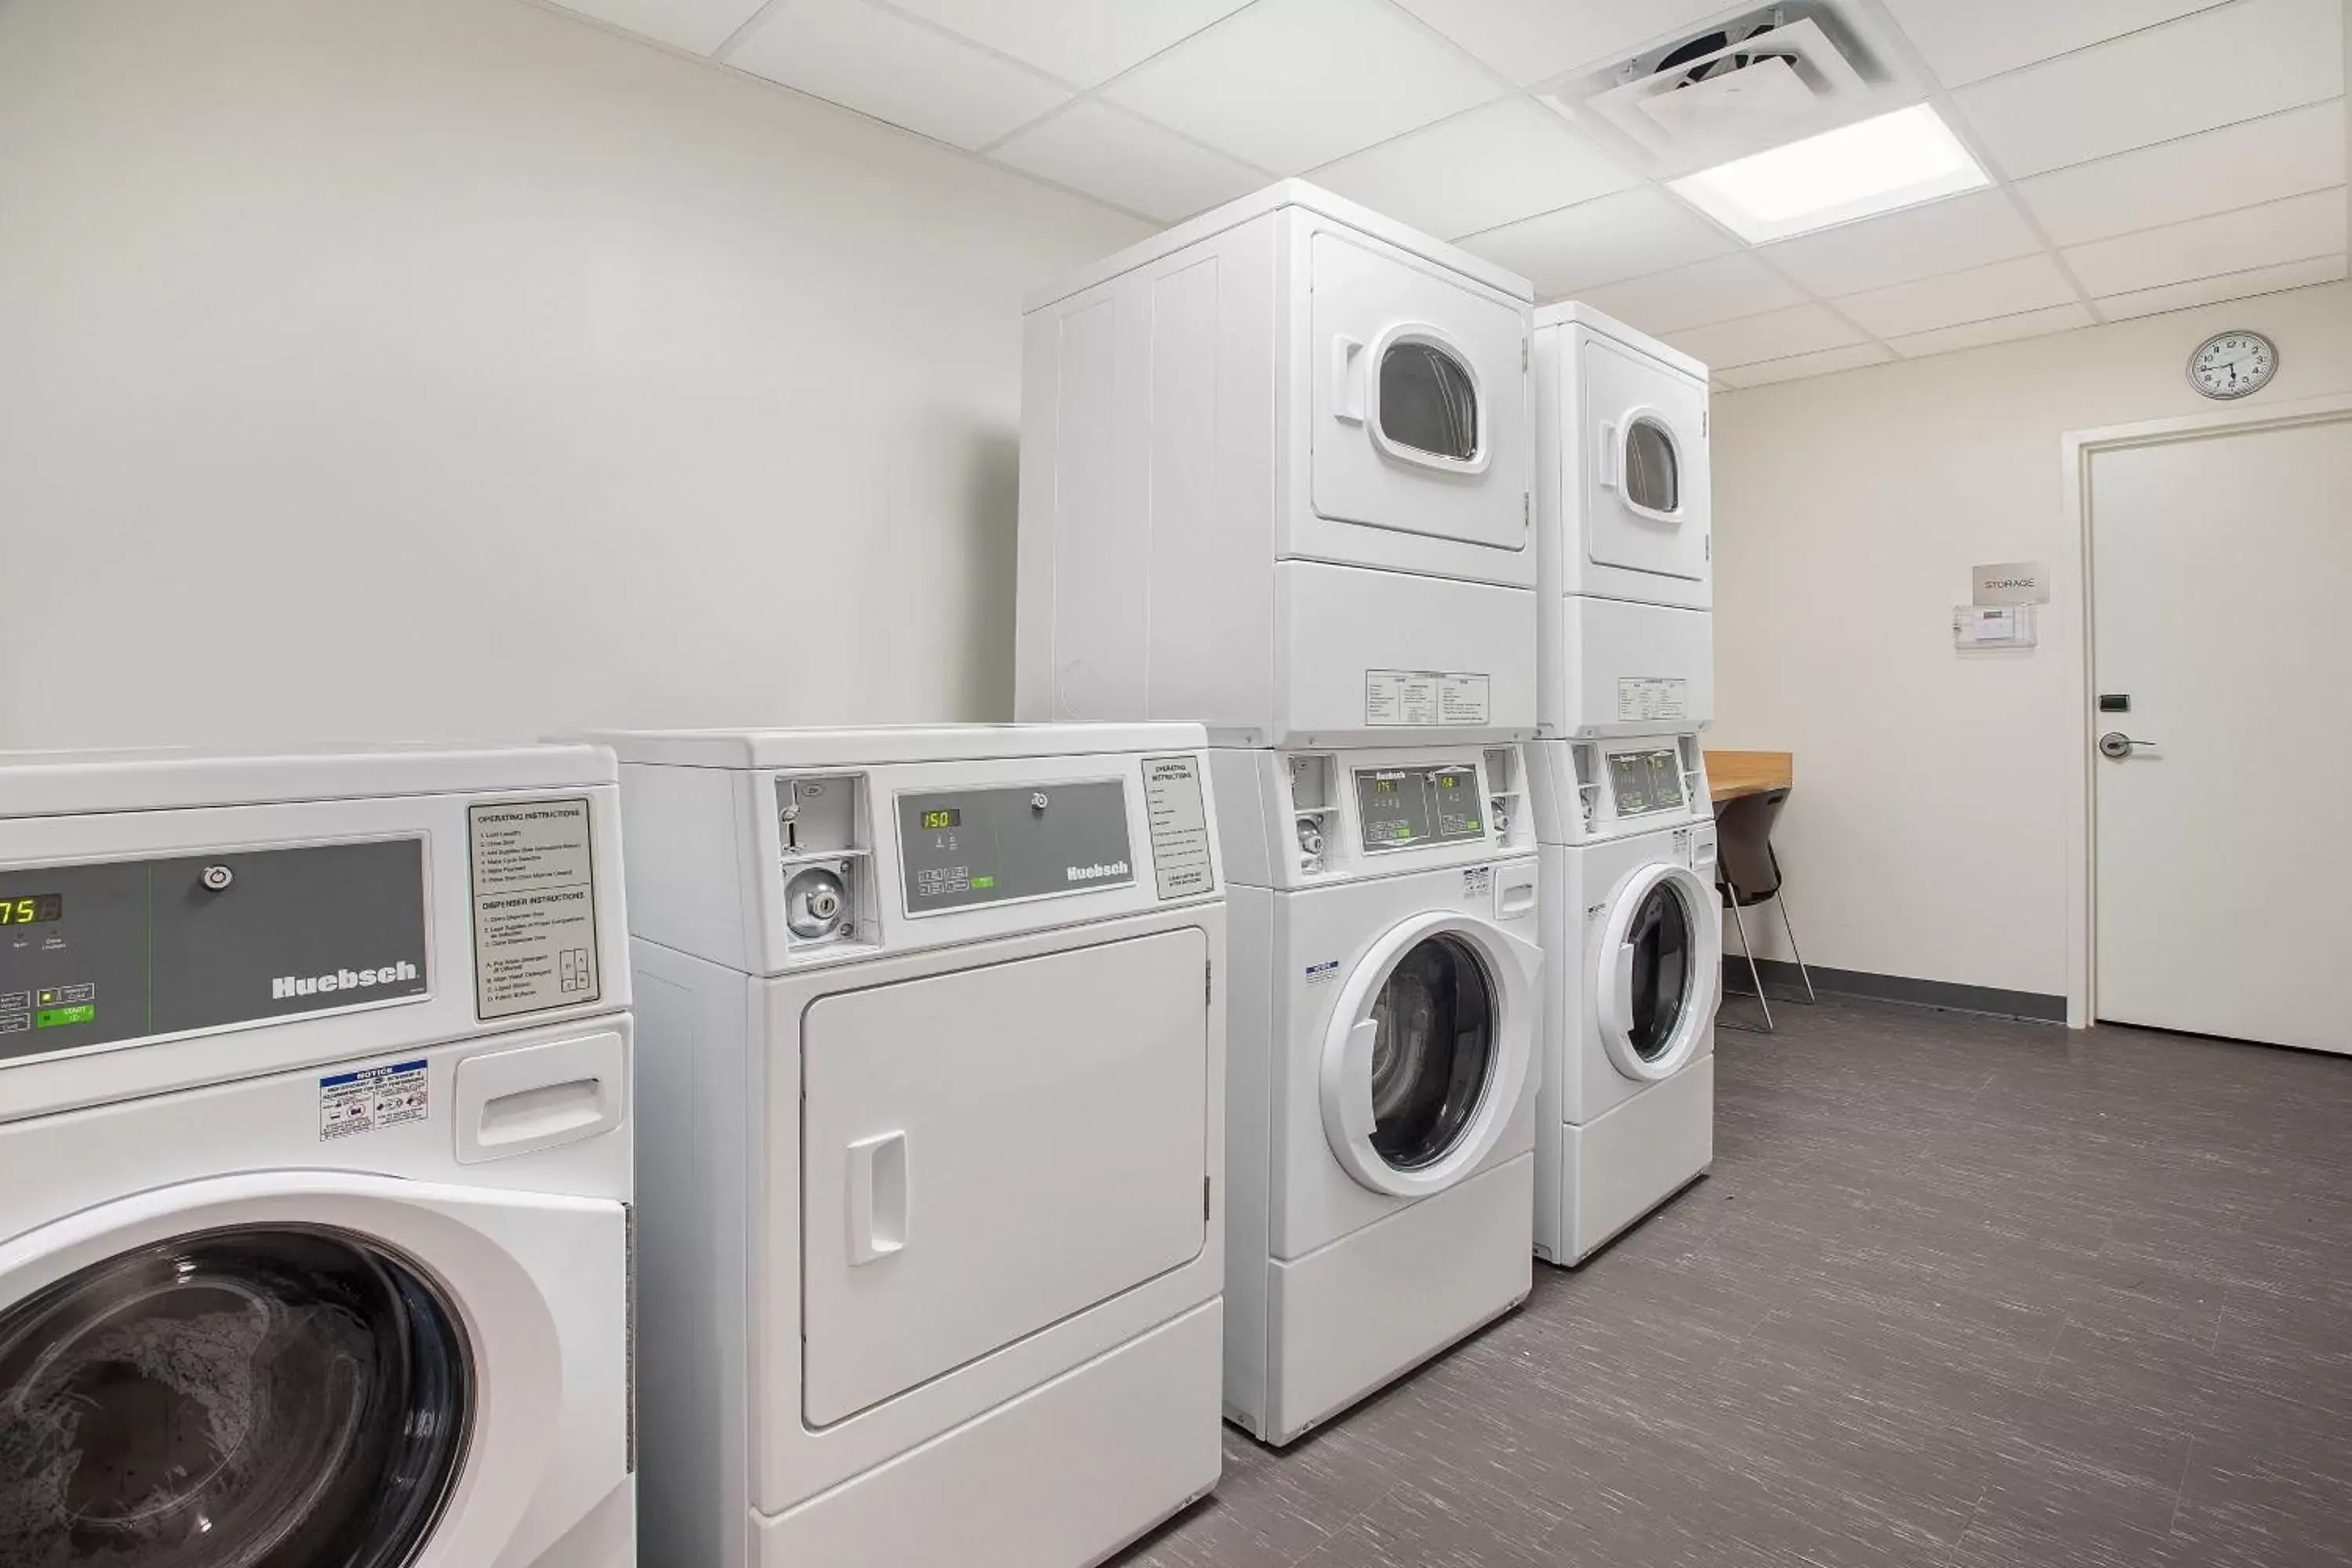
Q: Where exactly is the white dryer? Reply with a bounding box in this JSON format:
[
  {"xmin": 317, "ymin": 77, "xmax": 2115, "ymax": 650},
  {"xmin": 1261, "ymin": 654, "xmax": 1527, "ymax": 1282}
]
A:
[
  {"xmin": 603, "ymin": 726, "xmax": 1226, "ymax": 1568},
  {"xmin": 1528, "ymin": 738, "xmax": 1720, "ymax": 1265},
  {"xmin": 1214, "ymin": 743, "xmax": 1541, "ymax": 1443},
  {"xmin": 1534, "ymin": 302, "xmax": 1715, "ymax": 739},
  {"xmin": 0, "ymin": 746, "xmax": 637, "ymax": 1567},
  {"xmin": 1017, "ymin": 180, "xmax": 1538, "ymax": 750}
]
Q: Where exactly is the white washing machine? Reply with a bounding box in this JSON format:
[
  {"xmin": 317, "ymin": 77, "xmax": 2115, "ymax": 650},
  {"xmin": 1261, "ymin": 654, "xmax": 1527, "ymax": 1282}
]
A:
[
  {"xmin": 0, "ymin": 746, "xmax": 637, "ymax": 1567},
  {"xmin": 1528, "ymin": 737, "xmax": 1720, "ymax": 1265},
  {"xmin": 1016, "ymin": 180, "xmax": 1538, "ymax": 750},
  {"xmin": 1213, "ymin": 742, "xmax": 1541, "ymax": 1444},
  {"xmin": 602, "ymin": 725, "xmax": 1226, "ymax": 1568},
  {"xmin": 1534, "ymin": 302, "xmax": 1715, "ymax": 739}
]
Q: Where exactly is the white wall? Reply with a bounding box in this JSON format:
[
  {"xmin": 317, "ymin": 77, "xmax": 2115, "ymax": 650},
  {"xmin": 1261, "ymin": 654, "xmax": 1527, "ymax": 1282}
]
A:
[
  {"xmin": 1712, "ymin": 278, "xmax": 2352, "ymax": 1000},
  {"xmin": 0, "ymin": 0, "xmax": 1146, "ymax": 750}
]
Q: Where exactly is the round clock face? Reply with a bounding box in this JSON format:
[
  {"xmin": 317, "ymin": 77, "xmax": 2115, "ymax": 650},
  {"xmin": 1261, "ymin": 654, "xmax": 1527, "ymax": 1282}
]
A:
[{"xmin": 2188, "ymin": 331, "xmax": 2278, "ymax": 400}]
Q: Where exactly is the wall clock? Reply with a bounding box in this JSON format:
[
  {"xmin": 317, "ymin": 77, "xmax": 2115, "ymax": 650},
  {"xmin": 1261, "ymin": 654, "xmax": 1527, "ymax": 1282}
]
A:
[{"xmin": 2187, "ymin": 329, "xmax": 2278, "ymax": 400}]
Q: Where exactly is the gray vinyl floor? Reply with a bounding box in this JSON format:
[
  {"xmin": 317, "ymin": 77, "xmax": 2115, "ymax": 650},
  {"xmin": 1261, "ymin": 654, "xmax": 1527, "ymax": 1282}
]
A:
[{"xmin": 1114, "ymin": 994, "xmax": 2352, "ymax": 1568}]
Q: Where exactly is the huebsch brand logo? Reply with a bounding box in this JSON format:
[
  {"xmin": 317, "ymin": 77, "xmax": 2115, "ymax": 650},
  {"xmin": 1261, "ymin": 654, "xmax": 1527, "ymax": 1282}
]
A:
[
  {"xmin": 1065, "ymin": 860, "xmax": 1131, "ymax": 883},
  {"xmin": 274, "ymin": 960, "xmax": 419, "ymax": 1000}
]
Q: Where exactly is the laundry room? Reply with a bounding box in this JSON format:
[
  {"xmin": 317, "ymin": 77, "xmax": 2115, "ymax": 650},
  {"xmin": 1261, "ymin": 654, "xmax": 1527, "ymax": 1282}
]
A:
[{"xmin": 2, "ymin": 2, "xmax": 2347, "ymax": 1566}]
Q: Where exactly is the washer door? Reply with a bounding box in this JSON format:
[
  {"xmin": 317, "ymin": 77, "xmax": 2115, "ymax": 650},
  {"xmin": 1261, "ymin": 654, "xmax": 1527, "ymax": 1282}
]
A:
[
  {"xmin": 0, "ymin": 1172, "xmax": 623, "ymax": 1568},
  {"xmin": 1595, "ymin": 862, "xmax": 1721, "ymax": 1082},
  {"xmin": 1319, "ymin": 912, "xmax": 1537, "ymax": 1199}
]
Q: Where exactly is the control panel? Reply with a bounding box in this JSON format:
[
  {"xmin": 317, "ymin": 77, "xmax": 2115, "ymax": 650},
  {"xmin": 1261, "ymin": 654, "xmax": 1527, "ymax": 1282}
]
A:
[
  {"xmin": 898, "ymin": 780, "xmax": 1133, "ymax": 915},
  {"xmin": 1352, "ymin": 764, "xmax": 1488, "ymax": 854},
  {"xmin": 1607, "ymin": 748, "xmax": 1687, "ymax": 817},
  {"xmin": 1, "ymin": 840, "xmax": 430, "ymax": 1064}
]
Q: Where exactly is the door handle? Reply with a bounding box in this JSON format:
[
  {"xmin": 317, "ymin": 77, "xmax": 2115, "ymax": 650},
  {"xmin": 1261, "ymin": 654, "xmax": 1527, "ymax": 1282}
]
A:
[
  {"xmin": 847, "ymin": 1131, "xmax": 907, "ymax": 1265},
  {"xmin": 1597, "ymin": 421, "xmax": 1621, "ymax": 488},
  {"xmin": 2097, "ymin": 731, "xmax": 2158, "ymax": 759},
  {"xmin": 1331, "ymin": 336, "xmax": 1367, "ymax": 424}
]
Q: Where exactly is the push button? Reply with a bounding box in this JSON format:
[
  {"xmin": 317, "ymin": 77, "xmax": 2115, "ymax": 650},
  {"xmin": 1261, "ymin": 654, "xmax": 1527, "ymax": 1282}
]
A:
[
  {"xmin": 0, "ymin": 991, "xmax": 26, "ymax": 1011},
  {"xmin": 60, "ymin": 982, "xmax": 95, "ymax": 1004},
  {"xmin": 0, "ymin": 1012, "xmax": 29, "ymax": 1035}
]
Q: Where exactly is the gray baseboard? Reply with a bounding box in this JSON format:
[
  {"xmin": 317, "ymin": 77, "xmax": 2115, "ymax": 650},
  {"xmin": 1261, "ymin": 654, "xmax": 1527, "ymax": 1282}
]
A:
[{"xmin": 1720, "ymin": 954, "xmax": 2066, "ymax": 1023}]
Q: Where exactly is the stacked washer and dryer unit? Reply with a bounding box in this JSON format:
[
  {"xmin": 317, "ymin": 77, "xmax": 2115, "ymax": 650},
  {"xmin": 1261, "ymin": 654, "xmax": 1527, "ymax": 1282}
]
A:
[
  {"xmin": 0, "ymin": 746, "xmax": 638, "ymax": 1568},
  {"xmin": 1529, "ymin": 303, "xmax": 1722, "ymax": 1268},
  {"xmin": 1018, "ymin": 182, "xmax": 1545, "ymax": 1444}
]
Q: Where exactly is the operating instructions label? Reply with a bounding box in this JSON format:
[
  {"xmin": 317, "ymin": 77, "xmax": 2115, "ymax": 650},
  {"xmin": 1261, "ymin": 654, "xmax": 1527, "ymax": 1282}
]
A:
[
  {"xmin": 1142, "ymin": 755, "xmax": 1215, "ymax": 899},
  {"xmin": 1616, "ymin": 677, "xmax": 1689, "ymax": 724},
  {"xmin": 1367, "ymin": 670, "xmax": 1491, "ymax": 727},
  {"xmin": 468, "ymin": 797, "xmax": 601, "ymax": 1020}
]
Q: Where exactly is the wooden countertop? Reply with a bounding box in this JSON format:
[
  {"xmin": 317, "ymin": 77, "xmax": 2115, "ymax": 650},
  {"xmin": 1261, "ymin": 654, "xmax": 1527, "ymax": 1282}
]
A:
[{"xmin": 1706, "ymin": 750, "xmax": 1791, "ymax": 805}]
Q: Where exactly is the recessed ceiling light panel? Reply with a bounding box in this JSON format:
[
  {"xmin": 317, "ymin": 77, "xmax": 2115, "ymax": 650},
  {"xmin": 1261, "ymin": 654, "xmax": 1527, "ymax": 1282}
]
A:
[{"xmin": 1667, "ymin": 104, "xmax": 1991, "ymax": 243}]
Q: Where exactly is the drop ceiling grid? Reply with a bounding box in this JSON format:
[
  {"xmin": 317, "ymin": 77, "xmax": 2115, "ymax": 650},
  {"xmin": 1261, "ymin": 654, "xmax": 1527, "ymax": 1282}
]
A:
[{"xmin": 540, "ymin": 0, "xmax": 2349, "ymax": 379}]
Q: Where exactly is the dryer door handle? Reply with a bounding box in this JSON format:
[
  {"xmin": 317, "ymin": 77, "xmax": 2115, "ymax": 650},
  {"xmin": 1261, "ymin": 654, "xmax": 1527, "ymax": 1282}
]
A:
[
  {"xmin": 847, "ymin": 1131, "xmax": 908, "ymax": 1266},
  {"xmin": 1332, "ymin": 336, "xmax": 1368, "ymax": 425},
  {"xmin": 1597, "ymin": 420, "xmax": 1621, "ymax": 489}
]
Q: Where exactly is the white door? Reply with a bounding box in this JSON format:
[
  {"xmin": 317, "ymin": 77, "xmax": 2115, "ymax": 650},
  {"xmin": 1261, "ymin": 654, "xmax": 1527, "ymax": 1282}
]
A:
[
  {"xmin": 1310, "ymin": 232, "xmax": 1527, "ymax": 554},
  {"xmin": 797, "ymin": 929, "xmax": 1210, "ymax": 1426},
  {"xmin": 2091, "ymin": 410, "xmax": 2352, "ymax": 1053},
  {"xmin": 1579, "ymin": 333, "xmax": 1711, "ymax": 586}
]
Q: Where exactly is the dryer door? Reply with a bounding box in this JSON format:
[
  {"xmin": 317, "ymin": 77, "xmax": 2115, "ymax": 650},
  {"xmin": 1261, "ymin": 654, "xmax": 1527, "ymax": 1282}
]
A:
[
  {"xmin": 1595, "ymin": 862, "xmax": 1721, "ymax": 1082},
  {"xmin": 1580, "ymin": 333, "xmax": 1710, "ymax": 584},
  {"xmin": 0, "ymin": 1171, "xmax": 626, "ymax": 1568},
  {"xmin": 797, "ymin": 928, "xmax": 1210, "ymax": 1427},
  {"xmin": 1319, "ymin": 912, "xmax": 1537, "ymax": 1199},
  {"xmin": 1311, "ymin": 232, "xmax": 1529, "ymax": 556}
]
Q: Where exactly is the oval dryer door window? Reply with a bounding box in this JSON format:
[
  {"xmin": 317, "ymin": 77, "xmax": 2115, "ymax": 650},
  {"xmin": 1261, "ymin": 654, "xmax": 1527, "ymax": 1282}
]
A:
[
  {"xmin": 1624, "ymin": 416, "xmax": 1680, "ymax": 517},
  {"xmin": 0, "ymin": 1225, "xmax": 474, "ymax": 1568},
  {"xmin": 1377, "ymin": 339, "xmax": 1480, "ymax": 464}
]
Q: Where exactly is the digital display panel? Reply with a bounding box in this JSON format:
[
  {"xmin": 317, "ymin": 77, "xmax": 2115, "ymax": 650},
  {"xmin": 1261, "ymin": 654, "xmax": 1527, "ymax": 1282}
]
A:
[
  {"xmin": 1355, "ymin": 765, "xmax": 1486, "ymax": 854},
  {"xmin": 920, "ymin": 809, "xmax": 962, "ymax": 830},
  {"xmin": 0, "ymin": 894, "xmax": 64, "ymax": 927},
  {"xmin": 1609, "ymin": 750, "xmax": 1685, "ymax": 816}
]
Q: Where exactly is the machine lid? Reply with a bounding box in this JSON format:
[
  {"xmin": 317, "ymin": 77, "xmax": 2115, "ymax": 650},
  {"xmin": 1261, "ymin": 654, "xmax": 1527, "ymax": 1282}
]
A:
[
  {"xmin": 1595, "ymin": 862, "xmax": 1720, "ymax": 1081},
  {"xmin": 1319, "ymin": 911, "xmax": 1537, "ymax": 1199},
  {"xmin": 0, "ymin": 744, "xmax": 615, "ymax": 820},
  {"xmin": 591, "ymin": 723, "xmax": 1206, "ymax": 771}
]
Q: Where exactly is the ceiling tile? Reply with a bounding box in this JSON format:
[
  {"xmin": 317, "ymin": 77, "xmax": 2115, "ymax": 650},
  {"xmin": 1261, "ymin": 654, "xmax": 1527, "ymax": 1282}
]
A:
[
  {"xmin": 1388, "ymin": 0, "xmax": 1729, "ymax": 87},
  {"xmin": 2063, "ymin": 188, "xmax": 2349, "ymax": 296},
  {"xmin": 1757, "ymin": 189, "xmax": 2040, "ymax": 296},
  {"xmin": 1104, "ymin": 0, "xmax": 1501, "ymax": 174},
  {"xmin": 2016, "ymin": 100, "xmax": 2347, "ymax": 247},
  {"xmin": 1458, "ymin": 187, "xmax": 1736, "ymax": 297},
  {"xmin": 1951, "ymin": 0, "xmax": 2343, "ymax": 180},
  {"xmin": 1878, "ymin": 0, "xmax": 2230, "ymax": 89},
  {"xmin": 1888, "ymin": 303, "xmax": 2096, "ymax": 358},
  {"xmin": 730, "ymin": 0, "xmax": 1069, "ymax": 150},
  {"xmin": 1716, "ymin": 343, "xmax": 1896, "ymax": 389},
  {"xmin": 1308, "ymin": 100, "xmax": 1638, "ymax": 241},
  {"xmin": 1835, "ymin": 253, "xmax": 2081, "ymax": 338},
  {"xmin": 879, "ymin": 0, "xmax": 1250, "ymax": 89},
  {"xmin": 1577, "ymin": 253, "xmax": 1807, "ymax": 336},
  {"xmin": 991, "ymin": 102, "xmax": 1265, "ymax": 221},
  {"xmin": 2096, "ymin": 252, "xmax": 2349, "ymax": 318},
  {"xmin": 1667, "ymin": 303, "xmax": 1869, "ymax": 369},
  {"xmin": 550, "ymin": 0, "xmax": 769, "ymax": 54}
]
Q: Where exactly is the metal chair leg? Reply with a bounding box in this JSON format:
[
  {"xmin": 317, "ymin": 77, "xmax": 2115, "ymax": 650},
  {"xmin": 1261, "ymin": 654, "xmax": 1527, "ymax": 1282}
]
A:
[
  {"xmin": 1723, "ymin": 894, "xmax": 1774, "ymax": 1032},
  {"xmin": 1774, "ymin": 891, "xmax": 1817, "ymax": 1004}
]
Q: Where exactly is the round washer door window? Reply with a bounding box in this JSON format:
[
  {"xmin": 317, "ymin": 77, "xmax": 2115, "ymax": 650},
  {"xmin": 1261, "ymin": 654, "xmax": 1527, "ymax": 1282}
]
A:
[
  {"xmin": 1595, "ymin": 861, "xmax": 1719, "ymax": 1083},
  {"xmin": 1367, "ymin": 932, "xmax": 1497, "ymax": 1170},
  {"xmin": 0, "ymin": 1225, "xmax": 473, "ymax": 1568}
]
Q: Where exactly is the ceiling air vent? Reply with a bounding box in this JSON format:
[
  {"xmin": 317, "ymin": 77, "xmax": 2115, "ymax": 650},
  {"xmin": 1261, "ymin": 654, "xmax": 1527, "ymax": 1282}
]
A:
[{"xmin": 1551, "ymin": 3, "xmax": 1919, "ymax": 178}]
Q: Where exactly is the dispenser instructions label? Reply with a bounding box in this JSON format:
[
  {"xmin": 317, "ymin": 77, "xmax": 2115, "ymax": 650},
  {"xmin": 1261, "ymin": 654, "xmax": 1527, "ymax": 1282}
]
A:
[
  {"xmin": 468, "ymin": 797, "xmax": 601, "ymax": 1020},
  {"xmin": 1367, "ymin": 670, "xmax": 1490, "ymax": 727},
  {"xmin": 320, "ymin": 1058, "xmax": 429, "ymax": 1141},
  {"xmin": 1142, "ymin": 755, "xmax": 1215, "ymax": 899},
  {"xmin": 1616, "ymin": 677, "xmax": 1689, "ymax": 724}
]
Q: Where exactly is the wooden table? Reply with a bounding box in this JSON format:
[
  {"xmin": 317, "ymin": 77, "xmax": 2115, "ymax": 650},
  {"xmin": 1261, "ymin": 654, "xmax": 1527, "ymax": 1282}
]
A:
[{"xmin": 1705, "ymin": 750, "xmax": 1791, "ymax": 805}]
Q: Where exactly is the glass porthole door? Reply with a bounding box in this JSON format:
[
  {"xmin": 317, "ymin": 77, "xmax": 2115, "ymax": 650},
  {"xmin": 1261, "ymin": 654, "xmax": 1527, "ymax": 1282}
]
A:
[
  {"xmin": 1320, "ymin": 913, "xmax": 1537, "ymax": 1199},
  {"xmin": 1594, "ymin": 862, "xmax": 1720, "ymax": 1082},
  {"xmin": 0, "ymin": 1225, "xmax": 472, "ymax": 1568}
]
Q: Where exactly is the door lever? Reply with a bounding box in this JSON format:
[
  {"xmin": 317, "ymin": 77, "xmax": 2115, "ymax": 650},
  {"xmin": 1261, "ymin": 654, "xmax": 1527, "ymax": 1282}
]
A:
[{"xmin": 2097, "ymin": 732, "xmax": 2158, "ymax": 759}]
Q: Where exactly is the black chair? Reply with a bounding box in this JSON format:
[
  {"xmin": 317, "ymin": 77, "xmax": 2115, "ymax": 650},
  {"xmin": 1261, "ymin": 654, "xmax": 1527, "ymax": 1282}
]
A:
[{"xmin": 1714, "ymin": 787, "xmax": 1813, "ymax": 1032}]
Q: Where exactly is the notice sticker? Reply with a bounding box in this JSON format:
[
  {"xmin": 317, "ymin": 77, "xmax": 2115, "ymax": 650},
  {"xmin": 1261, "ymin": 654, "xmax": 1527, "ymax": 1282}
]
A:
[
  {"xmin": 1305, "ymin": 960, "xmax": 1341, "ymax": 986},
  {"xmin": 1463, "ymin": 866, "xmax": 1494, "ymax": 900},
  {"xmin": 1616, "ymin": 677, "xmax": 1689, "ymax": 724},
  {"xmin": 1142, "ymin": 755, "xmax": 1216, "ymax": 899},
  {"xmin": 1368, "ymin": 670, "xmax": 1492, "ymax": 727},
  {"xmin": 468, "ymin": 797, "xmax": 602, "ymax": 1021},
  {"xmin": 320, "ymin": 1058, "xmax": 429, "ymax": 1141}
]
